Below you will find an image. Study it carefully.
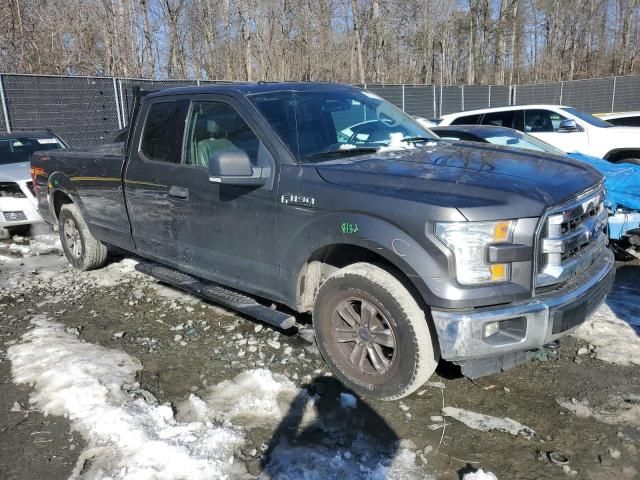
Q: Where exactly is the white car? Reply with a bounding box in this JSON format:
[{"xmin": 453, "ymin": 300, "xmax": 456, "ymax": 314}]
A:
[
  {"xmin": 0, "ymin": 131, "xmax": 67, "ymax": 238},
  {"xmin": 439, "ymin": 104, "xmax": 640, "ymax": 165},
  {"xmin": 597, "ymin": 111, "xmax": 640, "ymax": 128},
  {"xmin": 414, "ymin": 117, "xmax": 437, "ymax": 128}
]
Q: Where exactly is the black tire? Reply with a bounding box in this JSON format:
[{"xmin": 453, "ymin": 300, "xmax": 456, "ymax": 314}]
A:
[
  {"xmin": 58, "ymin": 203, "xmax": 107, "ymax": 271},
  {"xmin": 619, "ymin": 158, "xmax": 640, "ymax": 166},
  {"xmin": 313, "ymin": 262, "xmax": 437, "ymax": 400}
]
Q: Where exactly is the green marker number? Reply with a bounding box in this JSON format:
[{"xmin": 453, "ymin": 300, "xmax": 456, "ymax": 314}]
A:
[{"xmin": 341, "ymin": 222, "xmax": 359, "ymax": 234}]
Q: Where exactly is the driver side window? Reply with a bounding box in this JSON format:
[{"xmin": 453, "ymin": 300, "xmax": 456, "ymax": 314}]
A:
[
  {"xmin": 184, "ymin": 101, "xmax": 261, "ymax": 167},
  {"xmin": 524, "ymin": 109, "xmax": 567, "ymax": 133}
]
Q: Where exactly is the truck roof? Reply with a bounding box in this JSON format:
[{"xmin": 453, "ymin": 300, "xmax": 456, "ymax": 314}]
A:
[{"xmin": 147, "ymin": 81, "xmax": 357, "ymax": 99}]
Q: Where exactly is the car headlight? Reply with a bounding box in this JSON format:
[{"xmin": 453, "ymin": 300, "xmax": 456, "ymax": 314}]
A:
[
  {"xmin": 0, "ymin": 182, "xmax": 26, "ymax": 198},
  {"xmin": 435, "ymin": 220, "xmax": 515, "ymax": 285}
]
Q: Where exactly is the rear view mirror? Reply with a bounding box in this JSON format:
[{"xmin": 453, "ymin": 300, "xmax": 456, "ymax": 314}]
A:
[
  {"xmin": 322, "ymin": 99, "xmax": 351, "ymax": 112},
  {"xmin": 208, "ymin": 149, "xmax": 267, "ymax": 186},
  {"xmin": 558, "ymin": 119, "xmax": 578, "ymax": 132}
]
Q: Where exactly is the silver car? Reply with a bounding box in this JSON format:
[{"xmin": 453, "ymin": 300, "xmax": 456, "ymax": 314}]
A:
[{"xmin": 0, "ymin": 130, "xmax": 67, "ymax": 238}]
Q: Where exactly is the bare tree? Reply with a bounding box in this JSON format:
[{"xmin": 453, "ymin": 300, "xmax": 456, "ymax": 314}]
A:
[{"xmin": 1, "ymin": 0, "xmax": 638, "ymax": 84}]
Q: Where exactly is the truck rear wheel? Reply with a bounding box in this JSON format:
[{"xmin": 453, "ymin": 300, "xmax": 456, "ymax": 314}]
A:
[
  {"xmin": 58, "ymin": 203, "xmax": 107, "ymax": 271},
  {"xmin": 313, "ymin": 262, "xmax": 438, "ymax": 400}
]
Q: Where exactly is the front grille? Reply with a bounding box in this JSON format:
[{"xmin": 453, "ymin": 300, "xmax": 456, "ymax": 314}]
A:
[
  {"xmin": 3, "ymin": 211, "xmax": 27, "ymax": 222},
  {"xmin": 537, "ymin": 223, "xmax": 548, "ymax": 271},
  {"xmin": 535, "ymin": 185, "xmax": 607, "ymax": 288}
]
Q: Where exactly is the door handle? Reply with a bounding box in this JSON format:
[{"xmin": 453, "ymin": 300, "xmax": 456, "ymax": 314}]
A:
[{"xmin": 168, "ymin": 185, "xmax": 189, "ymax": 199}]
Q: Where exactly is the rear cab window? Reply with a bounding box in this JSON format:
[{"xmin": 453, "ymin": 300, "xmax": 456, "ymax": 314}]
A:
[{"xmin": 139, "ymin": 101, "xmax": 187, "ymax": 163}]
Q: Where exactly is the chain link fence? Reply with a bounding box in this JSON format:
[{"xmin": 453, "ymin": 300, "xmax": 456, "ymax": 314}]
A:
[
  {"xmin": 0, "ymin": 73, "xmax": 638, "ymax": 147},
  {"xmin": 0, "ymin": 74, "xmax": 120, "ymax": 146}
]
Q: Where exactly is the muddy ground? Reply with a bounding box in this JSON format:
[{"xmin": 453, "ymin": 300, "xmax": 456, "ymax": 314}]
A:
[{"xmin": 0, "ymin": 227, "xmax": 639, "ymax": 480}]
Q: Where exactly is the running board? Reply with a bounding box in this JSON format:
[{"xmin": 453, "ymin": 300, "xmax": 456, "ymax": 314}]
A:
[{"xmin": 135, "ymin": 262, "xmax": 297, "ymax": 330}]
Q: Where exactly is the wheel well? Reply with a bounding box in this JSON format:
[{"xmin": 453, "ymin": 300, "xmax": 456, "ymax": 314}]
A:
[
  {"xmin": 53, "ymin": 190, "xmax": 73, "ymax": 220},
  {"xmin": 297, "ymin": 244, "xmax": 420, "ymax": 313},
  {"xmin": 604, "ymin": 149, "xmax": 640, "ymax": 163}
]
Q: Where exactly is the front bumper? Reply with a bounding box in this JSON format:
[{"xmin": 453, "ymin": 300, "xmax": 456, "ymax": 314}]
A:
[{"xmin": 431, "ymin": 247, "xmax": 615, "ymax": 362}]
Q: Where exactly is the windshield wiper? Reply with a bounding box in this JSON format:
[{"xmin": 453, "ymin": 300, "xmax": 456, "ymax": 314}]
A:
[
  {"xmin": 306, "ymin": 147, "xmax": 379, "ymax": 159},
  {"xmin": 400, "ymin": 136, "xmax": 438, "ymax": 144}
]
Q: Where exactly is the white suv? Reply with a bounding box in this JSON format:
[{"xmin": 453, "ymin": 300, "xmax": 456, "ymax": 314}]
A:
[{"xmin": 439, "ymin": 105, "xmax": 640, "ymax": 165}]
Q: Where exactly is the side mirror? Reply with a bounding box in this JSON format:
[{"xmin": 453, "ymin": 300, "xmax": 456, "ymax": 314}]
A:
[
  {"xmin": 558, "ymin": 119, "xmax": 578, "ymax": 132},
  {"xmin": 208, "ymin": 149, "xmax": 267, "ymax": 186}
]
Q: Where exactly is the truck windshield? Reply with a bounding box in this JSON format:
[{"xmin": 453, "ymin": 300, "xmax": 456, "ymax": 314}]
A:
[
  {"xmin": 249, "ymin": 89, "xmax": 437, "ymax": 163},
  {"xmin": 561, "ymin": 107, "xmax": 613, "ymax": 128},
  {"xmin": 0, "ymin": 136, "xmax": 65, "ymax": 165}
]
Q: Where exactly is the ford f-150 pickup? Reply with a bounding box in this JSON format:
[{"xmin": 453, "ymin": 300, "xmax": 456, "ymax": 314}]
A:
[{"xmin": 31, "ymin": 83, "xmax": 615, "ymax": 400}]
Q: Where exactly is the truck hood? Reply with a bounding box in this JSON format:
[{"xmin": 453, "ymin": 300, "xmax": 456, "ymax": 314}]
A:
[
  {"xmin": 315, "ymin": 142, "xmax": 603, "ymax": 221},
  {"xmin": 0, "ymin": 161, "xmax": 31, "ymax": 183}
]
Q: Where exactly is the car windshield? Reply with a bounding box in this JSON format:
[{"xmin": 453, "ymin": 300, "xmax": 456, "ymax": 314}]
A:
[
  {"xmin": 561, "ymin": 107, "xmax": 613, "ymax": 128},
  {"xmin": 248, "ymin": 89, "xmax": 437, "ymax": 163},
  {"xmin": 0, "ymin": 136, "xmax": 65, "ymax": 165},
  {"xmin": 481, "ymin": 130, "xmax": 567, "ymax": 156}
]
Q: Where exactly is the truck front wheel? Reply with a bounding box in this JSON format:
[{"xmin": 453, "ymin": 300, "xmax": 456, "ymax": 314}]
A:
[
  {"xmin": 58, "ymin": 203, "xmax": 107, "ymax": 271},
  {"xmin": 313, "ymin": 263, "xmax": 438, "ymax": 400}
]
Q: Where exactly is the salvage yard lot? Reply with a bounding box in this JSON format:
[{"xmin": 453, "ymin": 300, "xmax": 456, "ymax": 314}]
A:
[{"xmin": 1, "ymin": 229, "xmax": 639, "ymax": 480}]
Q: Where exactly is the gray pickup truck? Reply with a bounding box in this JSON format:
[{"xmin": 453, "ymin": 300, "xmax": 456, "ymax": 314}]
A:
[{"xmin": 31, "ymin": 83, "xmax": 615, "ymax": 400}]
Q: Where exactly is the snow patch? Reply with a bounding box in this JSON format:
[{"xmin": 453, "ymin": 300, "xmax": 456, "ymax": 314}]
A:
[
  {"xmin": 463, "ymin": 469, "xmax": 498, "ymax": 480},
  {"xmin": 339, "ymin": 392, "xmax": 357, "ymax": 409},
  {"xmin": 442, "ymin": 407, "xmax": 535, "ymax": 439},
  {"xmin": 92, "ymin": 258, "xmax": 142, "ymax": 288},
  {"xmin": 197, "ymin": 369, "xmax": 311, "ymax": 428},
  {"xmin": 0, "ymin": 233, "xmax": 62, "ymax": 257},
  {"xmin": 8, "ymin": 316, "xmax": 244, "ymax": 480},
  {"xmin": 378, "ymin": 132, "xmax": 415, "ymax": 153},
  {"xmin": 557, "ymin": 397, "xmax": 640, "ymax": 428},
  {"xmin": 573, "ymin": 287, "xmax": 640, "ymax": 366}
]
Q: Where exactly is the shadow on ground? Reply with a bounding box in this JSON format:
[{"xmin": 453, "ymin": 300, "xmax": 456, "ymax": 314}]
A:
[{"xmin": 261, "ymin": 376, "xmax": 404, "ymax": 479}]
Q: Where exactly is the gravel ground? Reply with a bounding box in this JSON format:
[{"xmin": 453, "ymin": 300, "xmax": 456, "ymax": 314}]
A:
[{"xmin": 0, "ymin": 226, "xmax": 639, "ymax": 480}]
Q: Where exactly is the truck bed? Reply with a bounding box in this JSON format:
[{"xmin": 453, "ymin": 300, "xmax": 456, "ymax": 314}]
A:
[{"xmin": 31, "ymin": 143, "xmax": 133, "ymax": 249}]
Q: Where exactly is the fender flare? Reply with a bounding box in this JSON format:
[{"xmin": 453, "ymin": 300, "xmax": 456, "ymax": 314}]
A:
[
  {"xmin": 47, "ymin": 172, "xmax": 88, "ymax": 221},
  {"xmin": 284, "ymin": 212, "xmax": 445, "ymax": 310}
]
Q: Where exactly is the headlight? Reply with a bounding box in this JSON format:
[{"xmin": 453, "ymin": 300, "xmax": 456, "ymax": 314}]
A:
[
  {"xmin": 435, "ymin": 220, "xmax": 515, "ymax": 285},
  {"xmin": 0, "ymin": 182, "xmax": 26, "ymax": 198}
]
